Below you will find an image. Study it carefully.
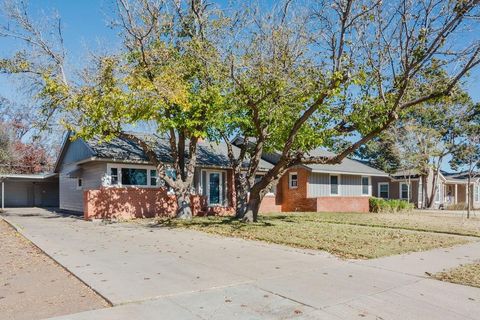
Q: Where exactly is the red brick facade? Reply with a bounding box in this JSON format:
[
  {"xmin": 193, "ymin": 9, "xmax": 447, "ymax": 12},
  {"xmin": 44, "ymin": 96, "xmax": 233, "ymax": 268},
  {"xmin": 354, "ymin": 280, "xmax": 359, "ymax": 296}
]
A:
[
  {"xmin": 83, "ymin": 187, "xmax": 234, "ymax": 220},
  {"xmin": 83, "ymin": 167, "xmax": 372, "ymax": 220}
]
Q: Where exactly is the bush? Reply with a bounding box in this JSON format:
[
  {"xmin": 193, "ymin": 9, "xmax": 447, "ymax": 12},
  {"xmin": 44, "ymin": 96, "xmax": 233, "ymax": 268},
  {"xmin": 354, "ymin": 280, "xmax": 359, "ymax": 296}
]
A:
[{"xmin": 369, "ymin": 197, "xmax": 414, "ymax": 213}]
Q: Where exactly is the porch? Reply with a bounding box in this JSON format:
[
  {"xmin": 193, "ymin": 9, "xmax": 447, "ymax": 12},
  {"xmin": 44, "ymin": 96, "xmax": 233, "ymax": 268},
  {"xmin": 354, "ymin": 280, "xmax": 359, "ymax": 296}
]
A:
[{"xmin": 443, "ymin": 182, "xmax": 468, "ymax": 207}]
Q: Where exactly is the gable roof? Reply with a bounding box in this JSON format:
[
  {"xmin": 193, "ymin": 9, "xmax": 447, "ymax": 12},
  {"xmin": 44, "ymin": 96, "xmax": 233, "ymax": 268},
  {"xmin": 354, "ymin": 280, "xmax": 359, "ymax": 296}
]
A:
[
  {"xmin": 302, "ymin": 149, "xmax": 389, "ymax": 176},
  {"xmin": 263, "ymin": 148, "xmax": 388, "ymax": 177},
  {"xmin": 56, "ymin": 132, "xmax": 274, "ymax": 171}
]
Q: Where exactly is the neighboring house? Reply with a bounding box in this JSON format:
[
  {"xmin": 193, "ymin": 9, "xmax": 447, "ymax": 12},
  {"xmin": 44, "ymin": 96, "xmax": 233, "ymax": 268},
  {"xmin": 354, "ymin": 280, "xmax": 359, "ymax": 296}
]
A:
[
  {"xmin": 371, "ymin": 168, "xmax": 480, "ymax": 209},
  {"xmin": 54, "ymin": 132, "xmax": 390, "ymax": 219}
]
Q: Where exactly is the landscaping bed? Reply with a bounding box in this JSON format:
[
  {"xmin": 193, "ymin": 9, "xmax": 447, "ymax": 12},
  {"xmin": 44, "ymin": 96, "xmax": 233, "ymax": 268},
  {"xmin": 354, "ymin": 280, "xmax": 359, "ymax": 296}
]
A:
[{"xmin": 152, "ymin": 212, "xmax": 474, "ymax": 259}]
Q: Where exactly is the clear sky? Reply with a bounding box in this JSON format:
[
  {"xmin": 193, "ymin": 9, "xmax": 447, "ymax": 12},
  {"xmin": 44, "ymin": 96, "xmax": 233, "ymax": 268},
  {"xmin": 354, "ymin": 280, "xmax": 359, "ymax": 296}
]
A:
[{"xmin": 0, "ymin": 0, "xmax": 478, "ymax": 171}]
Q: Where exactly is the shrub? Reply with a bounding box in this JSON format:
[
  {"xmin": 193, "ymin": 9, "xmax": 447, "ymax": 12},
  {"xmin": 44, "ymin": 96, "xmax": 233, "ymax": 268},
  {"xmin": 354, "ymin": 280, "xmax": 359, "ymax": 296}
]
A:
[
  {"xmin": 446, "ymin": 202, "xmax": 468, "ymax": 210},
  {"xmin": 369, "ymin": 197, "xmax": 414, "ymax": 213}
]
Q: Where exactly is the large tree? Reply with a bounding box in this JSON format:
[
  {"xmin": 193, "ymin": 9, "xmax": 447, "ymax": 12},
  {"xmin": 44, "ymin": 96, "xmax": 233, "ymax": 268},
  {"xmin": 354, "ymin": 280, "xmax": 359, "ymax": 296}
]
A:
[
  {"xmin": 219, "ymin": 0, "xmax": 480, "ymax": 221},
  {"xmin": 0, "ymin": 0, "xmax": 230, "ymax": 219}
]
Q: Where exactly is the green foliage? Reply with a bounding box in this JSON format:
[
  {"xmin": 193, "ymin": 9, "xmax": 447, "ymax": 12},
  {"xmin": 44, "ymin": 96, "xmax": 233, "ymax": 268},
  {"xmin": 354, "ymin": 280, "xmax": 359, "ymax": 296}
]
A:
[{"xmin": 369, "ymin": 197, "xmax": 414, "ymax": 213}]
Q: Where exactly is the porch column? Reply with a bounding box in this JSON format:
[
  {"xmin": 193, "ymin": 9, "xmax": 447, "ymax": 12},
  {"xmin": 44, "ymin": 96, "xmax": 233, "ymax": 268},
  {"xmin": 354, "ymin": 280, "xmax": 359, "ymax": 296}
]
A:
[
  {"xmin": 454, "ymin": 184, "xmax": 458, "ymax": 204},
  {"xmin": 1, "ymin": 180, "xmax": 4, "ymax": 211}
]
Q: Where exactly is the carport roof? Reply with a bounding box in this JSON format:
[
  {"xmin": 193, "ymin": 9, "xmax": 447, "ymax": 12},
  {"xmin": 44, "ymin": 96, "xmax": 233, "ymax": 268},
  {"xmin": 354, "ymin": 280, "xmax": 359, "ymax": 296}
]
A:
[{"xmin": 0, "ymin": 173, "xmax": 58, "ymax": 180}]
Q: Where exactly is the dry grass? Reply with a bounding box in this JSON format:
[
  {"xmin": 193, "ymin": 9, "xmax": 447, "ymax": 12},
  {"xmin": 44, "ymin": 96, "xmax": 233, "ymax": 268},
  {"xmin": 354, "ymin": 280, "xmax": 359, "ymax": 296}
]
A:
[
  {"xmin": 433, "ymin": 262, "xmax": 480, "ymax": 288},
  {"xmin": 153, "ymin": 213, "xmax": 472, "ymax": 259}
]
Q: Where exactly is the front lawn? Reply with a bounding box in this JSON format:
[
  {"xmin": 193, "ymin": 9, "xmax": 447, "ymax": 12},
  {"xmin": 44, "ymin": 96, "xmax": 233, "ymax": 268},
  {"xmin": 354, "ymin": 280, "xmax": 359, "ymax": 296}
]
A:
[
  {"xmin": 433, "ymin": 262, "xmax": 480, "ymax": 288},
  {"xmin": 152, "ymin": 212, "xmax": 474, "ymax": 259}
]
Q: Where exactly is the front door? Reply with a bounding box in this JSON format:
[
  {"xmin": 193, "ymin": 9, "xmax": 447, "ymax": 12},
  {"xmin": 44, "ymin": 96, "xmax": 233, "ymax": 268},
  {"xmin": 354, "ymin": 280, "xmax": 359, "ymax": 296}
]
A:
[{"xmin": 207, "ymin": 172, "xmax": 221, "ymax": 205}]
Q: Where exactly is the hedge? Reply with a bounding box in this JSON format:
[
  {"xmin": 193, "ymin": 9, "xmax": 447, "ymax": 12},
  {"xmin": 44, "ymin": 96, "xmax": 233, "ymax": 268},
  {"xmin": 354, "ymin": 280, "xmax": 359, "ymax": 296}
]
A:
[{"xmin": 369, "ymin": 197, "xmax": 414, "ymax": 213}]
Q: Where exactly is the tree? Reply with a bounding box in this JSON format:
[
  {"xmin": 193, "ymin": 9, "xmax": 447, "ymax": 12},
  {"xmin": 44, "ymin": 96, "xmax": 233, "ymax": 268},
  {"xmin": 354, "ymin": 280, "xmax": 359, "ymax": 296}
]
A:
[
  {"xmin": 220, "ymin": 0, "xmax": 480, "ymax": 221},
  {"xmin": 0, "ymin": 0, "xmax": 230, "ymax": 219},
  {"xmin": 359, "ymin": 87, "xmax": 474, "ymax": 208},
  {"xmin": 450, "ymin": 103, "xmax": 480, "ymax": 218}
]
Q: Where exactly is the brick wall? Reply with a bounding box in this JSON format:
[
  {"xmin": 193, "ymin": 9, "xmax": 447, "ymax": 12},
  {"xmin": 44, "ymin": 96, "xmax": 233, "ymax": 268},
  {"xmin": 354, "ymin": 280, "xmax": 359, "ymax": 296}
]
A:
[
  {"xmin": 258, "ymin": 194, "xmax": 282, "ymax": 213},
  {"xmin": 279, "ymin": 167, "xmax": 317, "ymax": 212},
  {"xmin": 315, "ymin": 196, "xmax": 369, "ymax": 213},
  {"xmin": 83, "ymin": 187, "xmax": 234, "ymax": 220}
]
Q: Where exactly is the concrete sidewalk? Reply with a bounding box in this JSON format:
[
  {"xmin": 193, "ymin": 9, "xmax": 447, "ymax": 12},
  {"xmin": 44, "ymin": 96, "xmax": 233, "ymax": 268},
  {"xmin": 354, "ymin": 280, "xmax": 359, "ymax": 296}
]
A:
[{"xmin": 3, "ymin": 208, "xmax": 480, "ymax": 320}]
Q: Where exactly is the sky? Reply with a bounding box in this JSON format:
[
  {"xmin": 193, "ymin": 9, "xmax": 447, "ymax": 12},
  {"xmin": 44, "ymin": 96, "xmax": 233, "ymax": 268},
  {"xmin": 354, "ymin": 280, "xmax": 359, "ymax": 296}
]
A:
[{"xmin": 0, "ymin": 0, "xmax": 479, "ymax": 172}]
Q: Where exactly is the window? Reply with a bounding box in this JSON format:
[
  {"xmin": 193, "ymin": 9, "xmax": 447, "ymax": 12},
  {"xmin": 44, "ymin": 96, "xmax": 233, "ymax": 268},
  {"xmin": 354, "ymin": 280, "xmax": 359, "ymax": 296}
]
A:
[
  {"xmin": 475, "ymin": 184, "xmax": 480, "ymax": 203},
  {"xmin": 77, "ymin": 178, "xmax": 83, "ymax": 190},
  {"xmin": 121, "ymin": 168, "xmax": 148, "ymax": 186},
  {"xmin": 400, "ymin": 182, "xmax": 409, "ymax": 200},
  {"xmin": 330, "ymin": 175, "xmax": 339, "ymax": 195},
  {"xmin": 110, "ymin": 168, "xmax": 119, "ymax": 185},
  {"xmin": 150, "ymin": 170, "xmax": 157, "ymax": 186},
  {"xmin": 289, "ymin": 172, "xmax": 298, "ymax": 189},
  {"xmin": 361, "ymin": 176, "xmax": 369, "ymax": 195},
  {"xmin": 378, "ymin": 183, "xmax": 389, "ymax": 199}
]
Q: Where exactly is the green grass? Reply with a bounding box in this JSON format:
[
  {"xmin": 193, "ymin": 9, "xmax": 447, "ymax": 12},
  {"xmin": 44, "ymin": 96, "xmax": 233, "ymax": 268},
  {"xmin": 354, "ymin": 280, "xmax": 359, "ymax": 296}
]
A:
[
  {"xmin": 433, "ymin": 262, "xmax": 480, "ymax": 288},
  {"xmin": 150, "ymin": 212, "xmax": 474, "ymax": 259}
]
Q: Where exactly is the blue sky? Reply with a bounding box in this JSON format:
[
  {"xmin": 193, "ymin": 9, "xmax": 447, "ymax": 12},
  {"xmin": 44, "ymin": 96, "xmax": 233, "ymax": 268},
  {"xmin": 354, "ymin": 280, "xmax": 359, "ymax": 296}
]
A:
[{"xmin": 0, "ymin": 1, "xmax": 478, "ymax": 171}]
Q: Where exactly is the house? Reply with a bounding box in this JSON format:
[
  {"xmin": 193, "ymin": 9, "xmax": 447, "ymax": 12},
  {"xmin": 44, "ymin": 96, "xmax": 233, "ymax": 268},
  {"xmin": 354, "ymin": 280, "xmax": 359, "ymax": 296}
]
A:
[
  {"xmin": 371, "ymin": 168, "xmax": 480, "ymax": 209},
  {"xmin": 54, "ymin": 132, "xmax": 390, "ymax": 219}
]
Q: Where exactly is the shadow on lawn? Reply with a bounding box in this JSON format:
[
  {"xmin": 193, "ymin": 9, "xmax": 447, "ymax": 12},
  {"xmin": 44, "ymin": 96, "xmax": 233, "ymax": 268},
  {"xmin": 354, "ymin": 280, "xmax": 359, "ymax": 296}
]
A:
[{"xmin": 145, "ymin": 215, "xmax": 301, "ymax": 230}]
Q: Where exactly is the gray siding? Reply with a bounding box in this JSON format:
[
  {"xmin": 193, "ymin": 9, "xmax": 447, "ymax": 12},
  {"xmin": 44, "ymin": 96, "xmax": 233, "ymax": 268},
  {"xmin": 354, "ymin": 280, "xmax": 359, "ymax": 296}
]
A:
[
  {"xmin": 340, "ymin": 175, "xmax": 362, "ymax": 196},
  {"xmin": 59, "ymin": 138, "xmax": 93, "ymax": 170},
  {"xmin": 59, "ymin": 162, "xmax": 106, "ymax": 212},
  {"xmin": 0, "ymin": 180, "xmax": 58, "ymax": 207},
  {"xmin": 307, "ymin": 172, "xmax": 329, "ymax": 197},
  {"xmin": 308, "ymin": 173, "xmax": 370, "ymax": 197}
]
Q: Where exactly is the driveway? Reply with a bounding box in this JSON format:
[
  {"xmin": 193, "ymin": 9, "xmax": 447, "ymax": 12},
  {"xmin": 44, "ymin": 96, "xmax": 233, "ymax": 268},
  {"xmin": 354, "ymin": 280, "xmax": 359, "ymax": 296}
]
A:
[{"xmin": 2, "ymin": 208, "xmax": 480, "ymax": 320}]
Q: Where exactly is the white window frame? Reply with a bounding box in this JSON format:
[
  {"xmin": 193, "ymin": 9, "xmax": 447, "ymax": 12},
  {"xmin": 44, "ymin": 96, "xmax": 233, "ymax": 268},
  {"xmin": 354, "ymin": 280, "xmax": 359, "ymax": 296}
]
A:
[
  {"xmin": 76, "ymin": 178, "xmax": 83, "ymax": 190},
  {"xmin": 106, "ymin": 163, "xmax": 158, "ymax": 188},
  {"xmin": 475, "ymin": 184, "xmax": 480, "ymax": 203},
  {"xmin": 400, "ymin": 182, "xmax": 410, "ymax": 200},
  {"xmin": 361, "ymin": 176, "xmax": 371, "ymax": 196},
  {"xmin": 202, "ymin": 169, "xmax": 226, "ymax": 206},
  {"xmin": 289, "ymin": 172, "xmax": 298, "ymax": 189},
  {"xmin": 378, "ymin": 182, "xmax": 389, "ymax": 199},
  {"xmin": 329, "ymin": 174, "xmax": 340, "ymax": 196}
]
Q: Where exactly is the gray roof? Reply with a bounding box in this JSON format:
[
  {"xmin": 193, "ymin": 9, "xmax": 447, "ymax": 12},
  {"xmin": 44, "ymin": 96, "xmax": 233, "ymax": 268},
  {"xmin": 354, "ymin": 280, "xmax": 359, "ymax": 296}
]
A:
[
  {"xmin": 85, "ymin": 133, "xmax": 274, "ymax": 170},
  {"xmin": 263, "ymin": 148, "xmax": 388, "ymax": 176},
  {"xmin": 442, "ymin": 171, "xmax": 480, "ymax": 183},
  {"xmin": 302, "ymin": 149, "xmax": 388, "ymax": 176}
]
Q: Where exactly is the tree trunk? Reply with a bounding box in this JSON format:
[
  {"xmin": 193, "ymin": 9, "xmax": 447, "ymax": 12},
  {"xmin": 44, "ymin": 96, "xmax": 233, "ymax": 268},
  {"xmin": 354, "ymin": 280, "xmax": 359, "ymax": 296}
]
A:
[
  {"xmin": 176, "ymin": 190, "xmax": 192, "ymax": 219},
  {"xmin": 467, "ymin": 175, "xmax": 471, "ymax": 219},
  {"xmin": 235, "ymin": 185, "xmax": 248, "ymax": 219},
  {"xmin": 242, "ymin": 190, "xmax": 262, "ymax": 222}
]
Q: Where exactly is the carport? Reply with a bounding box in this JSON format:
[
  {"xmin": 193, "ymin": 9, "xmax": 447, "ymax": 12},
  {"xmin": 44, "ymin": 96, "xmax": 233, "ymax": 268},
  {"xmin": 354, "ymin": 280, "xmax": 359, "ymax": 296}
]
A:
[{"xmin": 0, "ymin": 173, "xmax": 59, "ymax": 209}]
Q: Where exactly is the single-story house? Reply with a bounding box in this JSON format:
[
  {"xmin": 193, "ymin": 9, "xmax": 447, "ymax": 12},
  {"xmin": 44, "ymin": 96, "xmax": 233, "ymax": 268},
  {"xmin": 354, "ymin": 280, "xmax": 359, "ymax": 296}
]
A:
[
  {"xmin": 54, "ymin": 132, "xmax": 390, "ymax": 219},
  {"xmin": 0, "ymin": 173, "xmax": 59, "ymax": 209},
  {"xmin": 371, "ymin": 168, "xmax": 480, "ymax": 209}
]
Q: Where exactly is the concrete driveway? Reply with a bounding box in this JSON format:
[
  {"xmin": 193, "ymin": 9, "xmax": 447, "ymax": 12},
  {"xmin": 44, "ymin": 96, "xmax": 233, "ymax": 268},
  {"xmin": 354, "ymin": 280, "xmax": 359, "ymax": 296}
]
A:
[{"xmin": 2, "ymin": 207, "xmax": 480, "ymax": 320}]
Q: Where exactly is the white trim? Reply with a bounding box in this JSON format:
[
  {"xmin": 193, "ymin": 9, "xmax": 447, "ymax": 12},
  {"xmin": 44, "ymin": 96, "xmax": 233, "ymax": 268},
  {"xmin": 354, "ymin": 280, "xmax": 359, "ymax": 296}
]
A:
[
  {"xmin": 289, "ymin": 172, "xmax": 298, "ymax": 189},
  {"xmin": 400, "ymin": 182, "xmax": 410, "ymax": 200},
  {"xmin": 361, "ymin": 176, "xmax": 371, "ymax": 196},
  {"xmin": 106, "ymin": 163, "xmax": 157, "ymax": 187},
  {"xmin": 378, "ymin": 182, "xmax": 389, "ymax": 199},
  {"xmin": 329, "ymin": 174, "xmax": 340, "ymax": 196},
  {"xmin": 201, "ymin": 169, "xmax": 227, "ymax": 206}
]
